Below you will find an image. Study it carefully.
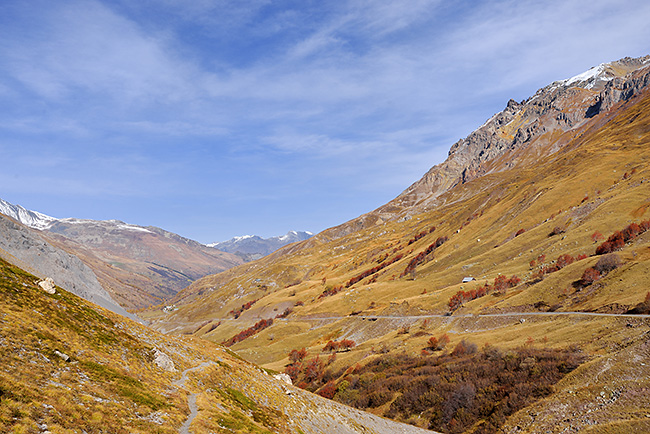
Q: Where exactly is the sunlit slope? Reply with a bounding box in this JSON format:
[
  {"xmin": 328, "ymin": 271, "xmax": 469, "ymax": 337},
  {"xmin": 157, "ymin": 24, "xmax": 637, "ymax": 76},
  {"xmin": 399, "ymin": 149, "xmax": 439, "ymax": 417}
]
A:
[
  {"xmin": 143, "ymin": 59, "xmax": 650, "ymax": 433},
  {"xmin": 0, "ymin": 257, "xmax": 435, "ymax": 434},
  {"xmin": 150, "ymin": 83, "xmax": 649, "ymax": 340}
]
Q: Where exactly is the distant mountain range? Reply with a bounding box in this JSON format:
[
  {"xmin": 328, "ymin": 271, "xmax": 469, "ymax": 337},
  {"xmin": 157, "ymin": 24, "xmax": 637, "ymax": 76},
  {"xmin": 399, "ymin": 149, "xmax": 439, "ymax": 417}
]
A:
[
  {"xmin": 207, "ymin": 231, "xmax": 313, "ymax": 260},
  {"xmin": 0, "ymin": 198, "xmax": 243, "ymax": 309}
]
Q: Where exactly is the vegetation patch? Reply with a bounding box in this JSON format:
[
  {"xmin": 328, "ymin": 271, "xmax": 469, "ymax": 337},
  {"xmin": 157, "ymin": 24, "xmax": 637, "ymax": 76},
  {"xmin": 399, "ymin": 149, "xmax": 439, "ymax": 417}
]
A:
[
  {"xmin": 302, "ymin": 342, "xmax": 584, "ymax": 433},
  {"xmin": 595, "ymin": 220, "xmax": 650, "ymax": 255},
  {"xmin": 222, "ymin": 319, "xmax": 273, "ymax": 347},
  {"xmin": 448, "ymin": 274, "xmax": 521, "ymax": 311},
  {"xmin": 79, "ymin": 360, "xmax": 166, "ymax": 410}
]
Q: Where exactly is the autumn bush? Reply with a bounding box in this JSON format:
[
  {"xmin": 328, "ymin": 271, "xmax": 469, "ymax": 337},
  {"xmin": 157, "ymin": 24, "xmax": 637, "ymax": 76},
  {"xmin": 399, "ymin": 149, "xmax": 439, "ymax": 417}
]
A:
[
  {"xmin": 288, "ymin": 348, "xmax": 307, "ymax": 363},
  {"xmin": 322, "ymin": 339, "xmax": 356, "ymax": 353},
  {"xmin": 343, "ymin": 253, "xmax": 404, "ymax": 288},
  {"xmin": 318, "ymin": 284, "xmax": 344, "ymax": 299},
  {"xmin": 401, "ymin": 236, "xmax": 448, "ymax": 278},
  {"xmin": 531, "ymin": 252, "xmax": 588, "ymax": 280},
  {"xmin": 275, "ymin": 307, "xmax": 293, "ymax": 319},
  {"xmin": 426, "ymin": 334, "xmax": 450, "ymax": 351},
  {"xmin": 448, "ymin": 275, "xmax": 520, "ymax": 311},
  {"xmin": 594, "ymin": 254, "xmax": 621, "ymax": 273},
  {"xmin": 576, "ymin": 254, "xmax": 621, "ymax": 288},
  {"xmin": 578, "ymin": 267, "xmax": 601, "ymax": 287},
  {"xmin": 229, "ymin": 298, "xmax": 259, "ymax": 319},
  {"xmin": 221, "ymin": 318, "xmax": 273, "ymax": 347},
  {"xmin": 595, "ymin": 220, "xmax": 650, "ymax": 254},
  {"xmin": 298, "ymin": 343, "xmax": 583, "ymax": 434}
]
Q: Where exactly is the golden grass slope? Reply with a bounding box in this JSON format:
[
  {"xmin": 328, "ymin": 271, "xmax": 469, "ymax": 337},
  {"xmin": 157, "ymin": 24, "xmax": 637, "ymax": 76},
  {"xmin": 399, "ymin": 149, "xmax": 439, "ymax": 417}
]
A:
[
  {"xmin": 145, "ymin": 73, "xmax": 650, "ymax": 432},
  {"xmin": 0, "ymin": 257, "xmax": 439, "ymax": 434}
]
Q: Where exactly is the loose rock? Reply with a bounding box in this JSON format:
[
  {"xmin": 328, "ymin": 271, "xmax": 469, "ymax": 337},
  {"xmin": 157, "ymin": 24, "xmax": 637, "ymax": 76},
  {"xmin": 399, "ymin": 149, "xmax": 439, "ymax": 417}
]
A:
[
  {"xmin": 153, "ymin": 349, "xmax": 176, "ymax": 372},
  {"xmin": 54, "ymin": 350, "xmax": 70, "ymax": 362},
  {"xmin": 38, "ymin": 277, "xmax": 56, "ymax": 294}
]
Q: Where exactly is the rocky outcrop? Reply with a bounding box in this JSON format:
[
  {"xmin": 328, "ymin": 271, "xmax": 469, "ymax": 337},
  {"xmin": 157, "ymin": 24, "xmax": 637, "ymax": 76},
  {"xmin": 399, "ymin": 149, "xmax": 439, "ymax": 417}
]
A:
[
  {"xmin": 38, "ymin": 277, "xmax": 56, "ymax": 294},
  {"xmin": 153, "ymin": 349, "xmax": 176, "ymax": 372},
  {"xmin": 274, "ymin": 373, "xmax": 293, "ymax": 385},
  {"xmin": 317, "ymin": 55, "xmax": 650, "ymax": 241}
]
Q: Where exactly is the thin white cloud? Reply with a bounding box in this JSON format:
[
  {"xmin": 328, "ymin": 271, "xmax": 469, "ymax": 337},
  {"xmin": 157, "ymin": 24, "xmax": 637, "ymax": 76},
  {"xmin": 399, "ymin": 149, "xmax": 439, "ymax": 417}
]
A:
[
  {"xmin": 1, "ymin": 0, "xmax": 649, "ymax": 240},
  {"xmin": 2, "ymin": 0, "xmax": 197, "ymax": 104}
]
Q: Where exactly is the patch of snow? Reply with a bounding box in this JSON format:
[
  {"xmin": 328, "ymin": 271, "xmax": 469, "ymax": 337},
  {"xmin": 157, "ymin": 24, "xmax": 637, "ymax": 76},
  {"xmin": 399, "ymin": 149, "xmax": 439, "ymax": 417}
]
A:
[
  {"xmin": 560, "ymin": 63, "xmax": 615, "ymax": 89},
  {"xmin": 563, "ymin": 64, "xmax": 605, "ymax": 86},
  {"xmin": 116, "ymin": 223, "xmax": 152, "ymax": 233},
  {"xmin": 58, "ymin": 218, "xmax": 91, "ymax": 225},
  {"xmin": 0, "ymin": 198, "xmax": 58, "ymax": 230}
]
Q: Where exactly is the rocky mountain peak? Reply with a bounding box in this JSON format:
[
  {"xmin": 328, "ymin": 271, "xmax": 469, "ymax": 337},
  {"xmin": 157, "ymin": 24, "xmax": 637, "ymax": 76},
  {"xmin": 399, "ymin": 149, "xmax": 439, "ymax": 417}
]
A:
[
  {"xmin": 0, "ymin": 198, "xmax": 57, "ymax": 230},
  {"xmin": 378, "ymin": 55, "xmax": 650, "ymax": 218}
]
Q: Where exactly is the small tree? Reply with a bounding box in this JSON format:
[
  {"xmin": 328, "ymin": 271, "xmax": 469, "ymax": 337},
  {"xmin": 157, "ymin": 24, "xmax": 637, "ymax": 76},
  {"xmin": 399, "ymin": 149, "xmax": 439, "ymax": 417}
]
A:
[
  {"xmin": 594, "ymin": 254, "xmax": 621, "ymax": 274},
  {"xmin": 339, "ymin": 339, "xmax": 356, "ymax": 351},
  {"xmin": 438, "ymin": 334, "xmax": 450, "ymax": 350},
  {"xmin": 289, "ymin": 348, "xmax": 308, "ymax": 364},
  {"xmin": 579, "ymin": 267, "xmax": 600, "ymax": 287}
]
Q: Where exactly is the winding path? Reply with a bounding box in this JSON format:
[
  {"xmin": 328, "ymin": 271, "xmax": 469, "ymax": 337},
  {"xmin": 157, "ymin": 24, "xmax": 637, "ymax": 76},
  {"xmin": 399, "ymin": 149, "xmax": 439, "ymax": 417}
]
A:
[{"xmin": 173, "ymin": 361, "xmax": 215, "ymax": 434}]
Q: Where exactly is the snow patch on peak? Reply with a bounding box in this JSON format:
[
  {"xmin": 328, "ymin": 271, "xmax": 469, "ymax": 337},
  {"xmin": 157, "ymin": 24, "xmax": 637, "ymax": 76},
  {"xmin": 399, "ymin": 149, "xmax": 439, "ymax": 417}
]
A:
[
  {"xmin": 206, "ymin": 230, "xmax": 314, "ymax": 258},
  {"xmin": 0, "ymin": 198, "xmax": 58, "ymax": 230},
  {"xmin": 562, "ymin": 64, "xmax": 607, "ymax": 87},
  {"xmin": 116, "ymin": 223, "xmax": 153, "ymax": 233}
]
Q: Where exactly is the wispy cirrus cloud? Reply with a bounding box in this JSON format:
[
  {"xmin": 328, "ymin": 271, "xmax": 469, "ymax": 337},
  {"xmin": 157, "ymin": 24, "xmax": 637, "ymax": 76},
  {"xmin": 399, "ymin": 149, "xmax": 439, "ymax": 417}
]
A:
[{"xmin": 1, "ymin": 0, "xmax": 649, "ymax": 241}]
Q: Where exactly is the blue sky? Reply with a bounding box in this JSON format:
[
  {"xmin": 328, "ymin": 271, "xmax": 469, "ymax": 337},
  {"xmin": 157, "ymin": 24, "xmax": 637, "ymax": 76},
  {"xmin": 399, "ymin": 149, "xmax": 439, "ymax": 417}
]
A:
[{"xmin": 1, "ymin": 0, "xmax": 649, "ymax": 243}]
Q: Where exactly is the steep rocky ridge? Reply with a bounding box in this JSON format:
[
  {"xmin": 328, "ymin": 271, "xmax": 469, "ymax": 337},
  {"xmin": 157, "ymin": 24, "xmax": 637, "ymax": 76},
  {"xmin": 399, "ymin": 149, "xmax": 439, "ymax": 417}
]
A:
[
  {"xmin": 319, "ymin": 55, "xmax": 650, "ymax": 239},
  {"xmin": 0, "ymin": 198, "xmax": 57, "ymax": 230},
  {"xmin": 0, "ymin": 213, "xmax": 140, "ymax": 322}
]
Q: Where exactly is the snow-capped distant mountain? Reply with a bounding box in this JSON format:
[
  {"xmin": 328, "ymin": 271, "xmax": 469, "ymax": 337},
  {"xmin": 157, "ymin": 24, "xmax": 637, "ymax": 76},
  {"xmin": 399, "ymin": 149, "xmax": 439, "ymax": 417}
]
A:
[
  {"xmin": 0, "ymin": 198, "xmax": 58, "ymax": 230},
  {"xmin": 0, "ymin": 197, "xmax": 243, "ymax": 309},
  {"xmin": 208, "ymin": 230, "xmax": 313, "ymax": 260}
]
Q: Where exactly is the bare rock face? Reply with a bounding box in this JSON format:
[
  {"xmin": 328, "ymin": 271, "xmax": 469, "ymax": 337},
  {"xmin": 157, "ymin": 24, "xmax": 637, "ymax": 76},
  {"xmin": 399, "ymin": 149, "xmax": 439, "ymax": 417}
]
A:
[
  {"xmin": 153, "ymin": 349, "xmax": 176, "ymax": 372},
  {"xmin": 273, "ymin": 373, "xmax": 293, "ymax": 385},
  {"xmin": 54, "ymin": 350, "xmax": 70, "ymax": 362},
  {"xmin": 0, "ymin": 213, "xmax": 142, "ymax": 323},
  {"xmin": 38, "ymin": 277, "xmax": 56, "ymax": 295}
]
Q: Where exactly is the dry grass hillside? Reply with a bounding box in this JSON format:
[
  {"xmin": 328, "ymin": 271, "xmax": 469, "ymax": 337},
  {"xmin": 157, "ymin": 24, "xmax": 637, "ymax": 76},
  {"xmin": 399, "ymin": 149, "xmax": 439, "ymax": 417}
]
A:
[
  {"xmin": 145, "ymin": 65, "xmax": 650, "ymax": 432},
  {"xmin": 0, "ymin": 256, "xmax": 438, "ymax": 434},
  {"xmin": 43, "ymin": 221, "xmax": 244, "ymax": 310}
]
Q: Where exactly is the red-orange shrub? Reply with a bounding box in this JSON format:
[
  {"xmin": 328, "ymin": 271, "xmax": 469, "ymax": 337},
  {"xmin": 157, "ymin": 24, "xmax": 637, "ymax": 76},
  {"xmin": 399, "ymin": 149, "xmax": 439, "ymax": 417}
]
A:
[{"xmin": 579, "ymin": 268, "xmax": 600, "ymax": 287}]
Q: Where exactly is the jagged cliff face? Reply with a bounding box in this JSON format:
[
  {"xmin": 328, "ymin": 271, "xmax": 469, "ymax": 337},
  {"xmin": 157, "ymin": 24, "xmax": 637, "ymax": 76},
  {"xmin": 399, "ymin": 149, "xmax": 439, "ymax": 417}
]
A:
[{"xmin": 346, "ymin": 56, "xmax": 650, "ymax": 229}]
